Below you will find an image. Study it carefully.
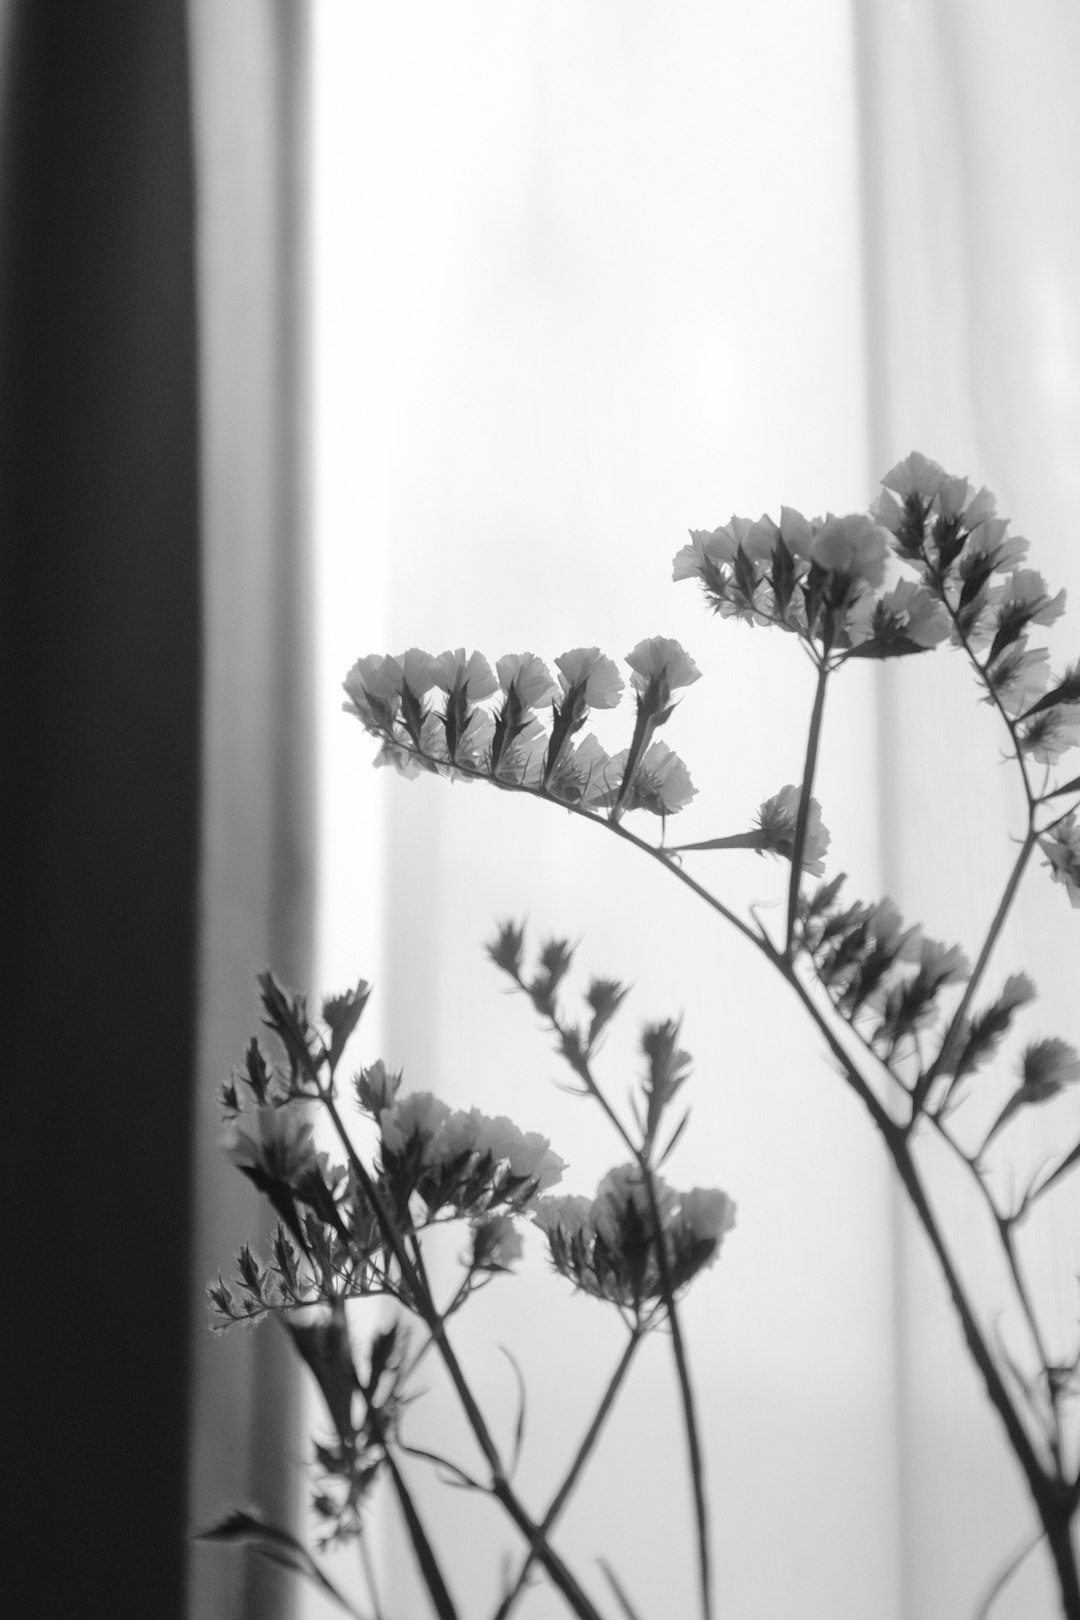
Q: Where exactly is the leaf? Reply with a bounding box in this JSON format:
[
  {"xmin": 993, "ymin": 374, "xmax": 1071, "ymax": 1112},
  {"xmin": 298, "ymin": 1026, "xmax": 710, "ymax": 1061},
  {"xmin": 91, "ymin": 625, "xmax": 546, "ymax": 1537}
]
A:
[
  {"xmin": 499, "ymin": 1346, "xmax": 528, "ymax": 1478},
  {"xmin": 195, "ymin": 1509, "xmax": 368, "ymax": 1618},
  {"xmin": 667, "ymin": 831, "xmax": 770, "ymax": 854},
  {"xmin": 1042, "ymin": 773, "xmax": 1080, "ymax": 801},
  {"xmin": 597, "ymin": 1559, "xmax": 647, "ymax": 1620}
]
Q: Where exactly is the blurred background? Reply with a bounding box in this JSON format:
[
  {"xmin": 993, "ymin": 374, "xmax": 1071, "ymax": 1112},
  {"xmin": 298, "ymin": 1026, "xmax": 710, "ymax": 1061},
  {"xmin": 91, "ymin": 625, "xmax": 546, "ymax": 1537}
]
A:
[{"xmin": 3, "ymin": 3, "xmax": 1078, "ymax": 1617}]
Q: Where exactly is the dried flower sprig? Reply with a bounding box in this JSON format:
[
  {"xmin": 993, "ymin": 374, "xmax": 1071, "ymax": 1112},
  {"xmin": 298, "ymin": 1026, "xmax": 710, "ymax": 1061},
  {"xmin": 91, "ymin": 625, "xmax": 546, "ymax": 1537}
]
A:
[{"xmin": 346, "ymin": 452, "xmax": 1080, "ymax": 1616}]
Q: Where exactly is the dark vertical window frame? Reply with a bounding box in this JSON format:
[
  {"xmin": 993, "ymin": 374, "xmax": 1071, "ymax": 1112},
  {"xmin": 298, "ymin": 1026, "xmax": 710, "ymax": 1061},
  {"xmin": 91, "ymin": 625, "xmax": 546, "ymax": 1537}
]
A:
[{"xmin": 0, "ymin": 3, "xmax": 203, "ymax": 1616}]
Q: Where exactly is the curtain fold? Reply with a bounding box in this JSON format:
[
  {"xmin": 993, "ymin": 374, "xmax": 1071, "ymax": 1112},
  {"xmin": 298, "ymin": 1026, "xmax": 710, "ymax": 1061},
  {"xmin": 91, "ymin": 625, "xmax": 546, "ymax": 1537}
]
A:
[
  {"xmin": 0, "ymin": 5, "xmax": 201, "ymax": 1615},
  {"xmin": 186, "ymin": 2, "xmax": 313, "ymax": 1616},
  {"xmin": 0, "ymin": 4, "xmax": 312, "ymax": 1616}
]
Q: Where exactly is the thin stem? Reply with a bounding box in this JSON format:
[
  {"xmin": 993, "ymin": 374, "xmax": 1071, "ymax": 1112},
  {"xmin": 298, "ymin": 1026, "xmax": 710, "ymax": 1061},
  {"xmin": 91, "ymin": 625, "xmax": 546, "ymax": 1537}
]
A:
[
  {"xmin": 493, "ymin": 1327, "xmax": 644, "ymax": 1620},
  {"xmin": 517, "ymin": 993, "xmax": 712, "ymax": 1620},
  {"xmin": 785, "ymin": 659, "xmax": 830, "ymax": 958},
  {"xmin": 920, "ymin": 827, "xmax": 1037, "ymax": 1102},
  {"xmin": 382, "ymin": 1447, "xmax": 461, "ymax": 1620},
  {"xmin": 318, "ymin": 1093, "xmax": 610, "ymax": 1620},
  {"xmin": 923, "ymin": 1109, "xmax": 1064, "ymax": 1469}
]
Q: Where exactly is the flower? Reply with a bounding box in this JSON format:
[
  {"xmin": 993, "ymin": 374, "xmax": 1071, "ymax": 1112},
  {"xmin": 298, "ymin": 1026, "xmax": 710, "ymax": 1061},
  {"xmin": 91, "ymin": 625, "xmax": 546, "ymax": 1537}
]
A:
[
  {"xmin": 674, "ymin": 1187, "xmax": 737, "ymax": 1256},
  {"xmin": 985, "ymin": 645, "xmax": 1051, "ymax": 716},
  {"xmin": 810, "ymin": 513, "xmax": 889, "ymax": 590},
  {"xmin": 546, "ymin": 733, "xmax": 617, "ymax": 807},
  {"xmin": 625, "ymin": 636, "xmax": 701, "ymax": 701},
  {"xmin": 554, "ymin": 648, "xmax": 624, "ymax": 710},
  {"xmin": 430, "ymin": 648, "xmax": 499, "ymax": 701},
  {"xmin": 994, "ymin": 568, "xmax": 1067, "ymax": 628},
  {"xmin": 847, "ymin": 579, "xmax": 950, "ymax": 652},
  {"xmin": 495, "ymin": 652, "xmax": 560, "ymax": 709},
  {"xmin": 222, "ymin": 1105, "xmax": 319, "ymax": 1184},
  {"xmin": 470, "ymin": 1214, "xmax": 524, "ymax": 1272},
  {"xmin": 354, "ymin": 1060, "xmax": 403, "ymax": 1114},
  {"xmin": 606, "ymin": 742, "xmax": 696, "ymax": 816},
  {"xmin": 865, "ymin": 898, "xmax": 923, "ymax": 962},
  {"xmin": 534, "ymin": 1166, "xmax": 736, "ymax": 1308},
  {"xmin": 1040, "ymin": 811, "xmax": 1080, "ymax": 908},
  {"xmin": 916, "ymin": 937, "xmax": 970, "ymax": 989},
  {"xmin": 343, "ymin": 653, "xmax": 405, "ymax": 731},
  {"xmin": 673, "ymin": 516, "xmax": 759, "ymax": 580},
  {"xmin": 755, "ymin": 785, "xmax": 831, "ymax": 875},
  {"xmin": 881, "ymin": 450, "xmax": 947, "ymax": 503},
  {"xmin": 379, "ymin": 1092, "xmax": 453, "ymax": 1161},
  {"xmin": 1018, "ymin": 704, "xmax": 1080, "ymax": 765},
  {"xmin": 1020, "ymin": 1037, "xmax": 1080, "ymax": 1097}
]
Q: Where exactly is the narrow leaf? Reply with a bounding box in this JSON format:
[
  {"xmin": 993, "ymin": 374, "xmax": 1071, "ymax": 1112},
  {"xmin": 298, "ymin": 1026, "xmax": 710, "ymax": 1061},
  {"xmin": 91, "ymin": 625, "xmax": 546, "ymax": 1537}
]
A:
[{"xmin": 196, "ymin": 1510, "xmax": 367, "ymax": 1618}]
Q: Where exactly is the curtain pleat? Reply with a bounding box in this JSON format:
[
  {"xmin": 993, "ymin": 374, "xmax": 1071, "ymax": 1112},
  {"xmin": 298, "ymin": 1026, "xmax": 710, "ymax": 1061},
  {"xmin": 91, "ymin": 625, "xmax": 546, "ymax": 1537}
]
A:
[
  {"xmin": 186, "ymin": 3, "xmax": 313, "ymax": 1618},
  {"xmin": 0, "ymin": 4, "xmax": 312, "ymax": 1616}
]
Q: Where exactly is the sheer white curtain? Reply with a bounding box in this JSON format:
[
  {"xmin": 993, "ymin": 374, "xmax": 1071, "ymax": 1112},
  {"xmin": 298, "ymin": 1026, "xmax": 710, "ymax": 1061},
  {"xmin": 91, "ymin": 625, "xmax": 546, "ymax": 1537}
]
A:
[
  {"xmin": 857, "ymin": 2, "xmax": 1080, "ymax": 1614},
  {"xmin": 310, "ymin": 4, "xmax": 1080, "ymax": 1617}
]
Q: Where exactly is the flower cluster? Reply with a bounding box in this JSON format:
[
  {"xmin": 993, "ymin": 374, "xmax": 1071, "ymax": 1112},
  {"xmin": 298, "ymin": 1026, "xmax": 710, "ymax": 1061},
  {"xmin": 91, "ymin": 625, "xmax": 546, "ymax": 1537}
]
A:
[
  {"xmin": 534, "ymin": 1165, "xmax": 735, "ymax": 1312},
  {"xmin": 674, "ymin": 452, "xmax": 1080, "ymax": 761},
  {"xmin": 373, "ymin": 1089, "xmax": 565, "ymax": 1234},
  {"xmin": 795, "ymin": 878, "xmax": 971, "ymax": 1065},
  {"xmin": 673, "ymin": 503, "xmax": 946, "ymax": 657},
  {"xmin": 873, "ymin": 452, "xmax": 1078, "ymax": 749},
  {"xmin": 343, "ymin": 637, "xmax": 700, "ymax": 820}
]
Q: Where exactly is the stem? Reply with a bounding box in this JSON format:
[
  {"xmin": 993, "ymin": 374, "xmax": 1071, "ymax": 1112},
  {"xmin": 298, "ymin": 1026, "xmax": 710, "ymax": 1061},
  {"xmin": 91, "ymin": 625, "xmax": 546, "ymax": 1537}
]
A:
[
  {"xmin": 925, "ymin": 1108, "xmax": 1064, "ymax": 1468},
  {"xmin": 493, "ymin": 1327, "xmax": 644, "ymax": 1620},
  {"xmin": 319, "ymin": 1094, "xmax": 609, "ymax": 1620},
  {"xmin": 383, "ymin": 1447, "xmax": 460, "ymax": 1620},
  {"xmin": 920, "ymin": 827, "xmax": 1037, "ymax": 1102},
  {"xmin": 785, "ymin": 659, "xmax": 830, "ymax": 958},
  {"xmin": 519, "ymin": 996, "xmax": 712, "ymax": 1620}
]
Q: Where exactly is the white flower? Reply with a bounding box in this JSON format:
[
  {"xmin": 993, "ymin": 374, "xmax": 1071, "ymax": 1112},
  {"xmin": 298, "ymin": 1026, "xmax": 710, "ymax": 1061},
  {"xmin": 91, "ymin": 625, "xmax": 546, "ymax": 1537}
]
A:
[
  {"xmin": 677, "ymin": 1187, "xmax": 737, "ymax": 1247},
  {"xmin": 1018, "ymin": 705, "xmax": 1080, "ymax": 765},
  {"xmin": 546, "ymin": 733, "xmax": 617, "ymax": 807},
  {"xmin": 995, "ymin": 569, "xmax": 1067, "ymax": 628},
  {"xmin": 607, "ymin": 742, "xmax": 696, "ymax": 816},
  {"xmin": 866, "ymin": 898, "xmax": 923, "ymax": 962},
  {"xmin": 555, "ymin": 647, "xmax": 625, "ymax": 709},
  {"xmin": 379, "ymin": 1092, "xmax": 452, "ymax": 1161},
  {"xmin": 430, "ymin": 648, "xmax": 499, "ymax": 701},
  {"xmin": 987, "ymin": 645, "xmax": 1051, "ymax": 716},
  {"xmin": 917, "ymin": 938, "xmax": 970, "ymax": 987},
  {"xmin": 593, "ymin": 1164, "xmax": 677, "ymax": 1245},
  {"xmin": 963, "ymin": 518, "xmax": 1029, "ymax": 575},
  {"xmin": 471, "ymin": 1214, "xmax": 524, "ymax": 1272},
  {"xmin": 1020, "ymin": 1037, "xmax": 1080, "ymax": 1097},
  {"xmin": 810, "ymin": 514, "xmax": 889, "ymax": 589},
  {"xmin": 626, "ymin": 636, "xmax": 702, "ymax": 698},
  {"xmin": 495, "ymin": 652, "xmax": 560, "ymax": 709},
  {"xmin": 847, "ymin": 580, "xmax": 950, "ymax": 650},
  {"xmin": 756, "ymin": 785, "xmax": 831, "ymax": 875},
  {"xmin": 881, "ymin": 451, "xmax": 947, "ymax": 502},
  {"xmin": 1040, "ymin": 811, "xmax": 1080, "ymax": 908},
  {"xmin": 342, "ymin": 652, "xmax": 405, "ymax": 730},
  {"xmin": 532, "ymin": 1194, "xmax": 594, "ymax": 1240},
  {"xmin": 221, "ymin": 1105, "xmax": 318, "ymax": 1183}
]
